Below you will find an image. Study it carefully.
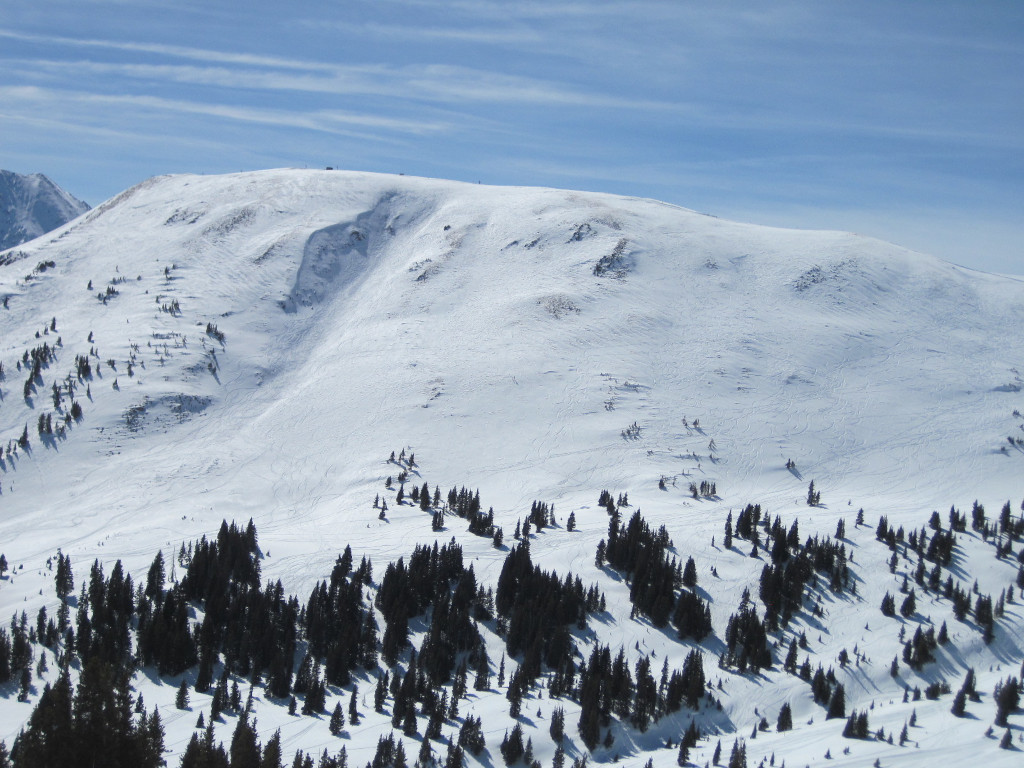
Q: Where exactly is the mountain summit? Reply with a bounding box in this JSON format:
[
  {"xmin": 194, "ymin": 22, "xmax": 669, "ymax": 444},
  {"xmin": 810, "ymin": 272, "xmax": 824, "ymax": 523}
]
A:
[
  {"xmin": 1, "ymin": 168, "xmax": 1021, "ymax": 535},
  {"xmin": 0, "ymin": 169, "xmax": 1022, "ymax": 766},
  {"xmin": 0, "ymin": 169, "xmax": 89, "ymax": 250}
]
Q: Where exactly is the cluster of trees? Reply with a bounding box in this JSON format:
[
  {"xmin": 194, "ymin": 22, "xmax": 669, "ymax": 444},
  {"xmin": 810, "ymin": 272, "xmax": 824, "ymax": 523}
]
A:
[
  {"xmin": 806, "ymin": 481, "xmax": 821, "ymax": 506},
  {"xmin": 598, "ymin": 508, "xmax": 683, "ymax": 628},
  {"xmin": 496, "ymin": 543, "xmax": 603, "ymax": 679},
  {"xmin": 901, "ymin": 625, "xmax": 938, "ymax": 670},
  {"xmin": 576, "ymin": 645, "xmax": 706, "ymax": 749},
  {"xmin": 950, "ymin": 667, "xmax": 979, "ymax": 716},
  {"xmin": 596, "ymin": 489, "xmax": 630, "ymax": 513},
  {"xmin": 22, "ymin": 341, "xmax": 58, "ymax": 399},
  {"xmin": 993, "ymin": 675, "xmax": 1020, "ymax": 726},
  {"xmin": 841, "ymin": 709, "xmax": 870, "ymax": 739},
  {"xmin": 878, "ymin": 510, "xmax": 1010, "ymax": 644},
  {"xmin": 757, "ymin": 530, "xmax": 850, "ymax": 629},
  {"xmin": 968, "ymin": 499, "xmax": 1024, "ymax": 541},
  {"xmin": 376, "ymin": 541, "xmax": 488, "ymax": 677},
  {"xmin": 0, "ymin": 613, "xmax": 33, "ymax": 695},
  {"xmin": 8, "ymin": 478, "xmax": 1015, "ymax": 768},
  {"xmin": 890, "ymin": 520, "xmax": 958, "ymax": 566},
  {"xmin": 399, "ymin": 483, "xmax": 499, "ymax": 544},
  {"xmin": 720, "ymin": 593, "xmax": 771, "ymax": 673},
  {"xmin": 526, "ymin": 500, "xmax": 556, "ymax": 532},
  {"xmin": 205, "ymin": 322, "xmax": 226, "ymax": 343},
  {"xmin": 688, "ymin": 481, "xmax": 717, "ymax": 499},
  {"xmin": 720, "ymin": 503, "xmax": 855, "ymax": 648},
  {"xmin": 179, "ymin": 716, "xmax": 287, "ymax": 768},
  {"xmin": 11, "ymin": 659, "xmax": 165, "ymax": 767},
  {"xmin": 303, "ymin": 547, "xmax": 376, "ymax": 689},
  {"xmin": 499, "ymin": 723, "xmax": 533, "ymax": 767},
  {"xmin": 1, "ymin": 328, "xmax": 99, "ymax": 457},
  {"xmin": 74, "ymin": 352, "xmax": 91, "ymax": 379}
]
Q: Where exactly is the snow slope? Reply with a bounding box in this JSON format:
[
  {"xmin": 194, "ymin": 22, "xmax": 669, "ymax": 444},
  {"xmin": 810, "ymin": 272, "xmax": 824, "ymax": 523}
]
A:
[
  {"xmin": 0, "ymin": 169, "xmax": 1022, "ymax": 765},
  {"xmin": 0, "ymin": 170, "xmax": 89, "ymax": 251}
]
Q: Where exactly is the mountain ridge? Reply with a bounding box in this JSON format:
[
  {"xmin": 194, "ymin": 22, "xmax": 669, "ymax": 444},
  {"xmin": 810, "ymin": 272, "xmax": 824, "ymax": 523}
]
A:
[
  {"xmin": 0, "ymin": 169, "xmax": 90, "ymax": 251},
  {"xmin": 0, "ymin": 168, "xmax": 1021, "ymax": 766}
]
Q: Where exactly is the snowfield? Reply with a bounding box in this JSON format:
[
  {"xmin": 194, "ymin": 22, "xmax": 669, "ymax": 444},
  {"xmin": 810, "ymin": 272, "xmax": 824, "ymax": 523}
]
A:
[{"xmin": 0, "ymin": 168, "xmax": 1022, "ymax": 766}]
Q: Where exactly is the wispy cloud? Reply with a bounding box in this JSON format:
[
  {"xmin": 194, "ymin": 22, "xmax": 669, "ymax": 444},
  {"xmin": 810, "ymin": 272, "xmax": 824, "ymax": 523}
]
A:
[
  {"xmin": 0, "ymin": 28, "xmax": 680, "ymax": 112},
  {"xmin": 0, "ymin": 85, "xmax": 445, "ymax": 140},
  {"xmin": 0, "ymin": 28, "xmax": 333, "ymax": 71},
  {"xmin": 345, "ymin": 22, "xmax": 543, "ymax": 46}
]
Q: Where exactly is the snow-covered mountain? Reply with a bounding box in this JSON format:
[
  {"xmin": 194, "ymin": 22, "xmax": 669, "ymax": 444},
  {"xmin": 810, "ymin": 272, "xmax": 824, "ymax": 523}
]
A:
[
  {"xmin": 0, "ymin": 169, "xmax": 1021, "ymax": 767},
  {"xmin": 0, "ymin": 170, "xmax": 90, "ymax": 251}
]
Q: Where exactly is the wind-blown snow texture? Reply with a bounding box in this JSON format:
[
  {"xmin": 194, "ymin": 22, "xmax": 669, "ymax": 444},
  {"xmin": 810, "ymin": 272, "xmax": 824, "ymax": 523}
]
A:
[
  {"xmin": 0, "ymin": 170, "xmax": 89, "ymax": 251},
  {"xmin": 1, "ymin": 169, "xmax": 1022, "ymax": 766}
]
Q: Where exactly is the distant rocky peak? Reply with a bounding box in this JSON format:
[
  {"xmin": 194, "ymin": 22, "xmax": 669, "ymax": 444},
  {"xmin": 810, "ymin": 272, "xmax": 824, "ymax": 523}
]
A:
[{"xmin": 0, "ymin": 169, "xmax": 90, "ymax": 250}]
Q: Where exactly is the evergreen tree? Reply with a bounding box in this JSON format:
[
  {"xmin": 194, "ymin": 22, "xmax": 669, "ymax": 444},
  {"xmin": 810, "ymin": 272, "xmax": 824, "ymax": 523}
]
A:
[
  {"xmin": 229, "ymin": 712, "xmax": 261, "ymax": 768},
  {"xmin": 176, "ymin": 679, "xmax": 190, "ymax": 710},
  {"xmin": 682, "ymin": 557, "xmax": 697, "ymax": 588},
  {"xmin": 349, "ymin": 687, "xmax": 360, "ymax": 725},
  {"xmin": 727, "ymin": 739, "xmax": 746, "ymax": 768},
  {"xmin": 330, "ymin": 702, "xmax": 345, "ymax": 735},
  {"xmin": 418, "ymin": 737, "xmax": 433, "ymax": 768},
  {"xmin": 262, "ymin": 731, "xmax": 284, "ymax": 768},
  {"xmin": 676, "ymin": 739, "xmax": 689, "ymax": 767},
  {"xmin": 806, "ymin": 481, "xmax": 820, "ymax": 506},
  {"xmin": 826, "ymin": 684, "xmax": 846, "ymax": 719},
  {"xmin": 549, "ymin": 707, "xmax": 565, "ymax": 742},
  {"xmin": 499, "ymin": 724, "xmax": 525, "ymax": 766},
  {"xmin": 457, "ymin": 716, "xmax": 486, "ymax": 755},
  {"xmin": 951, "ymin": 688, "xmax": 967, "ymax": 717},
  {"xmin": 900, "ymin": 589, "xmax": 916, "ymax": 617},
  {"xmin": 776, "ymin": 702, "xmax": 792, "ymax": 732},
  {"xmin": 54, "ymin": 550, "xmax": 74, "ymax": 601}
]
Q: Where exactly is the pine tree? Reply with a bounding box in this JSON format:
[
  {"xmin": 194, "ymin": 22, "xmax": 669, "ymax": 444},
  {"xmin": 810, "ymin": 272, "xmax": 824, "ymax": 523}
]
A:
[
  {"xmin": 727, "ymin": 739, "xmax": 746, "ymax": 768},
  {"xmin": 55, "ymin": 550, "xmax": 74, "ymax": 600},
  {"xmin": 682, "ymin": 557, "xmax": 697, "ymax": 588},
  {"xmin": 951, "ymin": 687, "xmax": 967, "ymax": 717},
  {"xmin": 229, "ymin": 712, "xmax": 260, "ymax": 768},
  {"xmin": 550, "ymin": 706, "xmax": 565, "ymax": 742},
  {"xmin": 418, "ymin": 737, "xmax": 433, "ymax": 768},
  {"xmin": 776, "ymin": 702, "xmax": 792, "ymax": 732},
  {"xmin": 900, "ymin": 589, "xmax": 916, "ymax": 617},
  {"xmin": 349, "ymin": 687, "xmax": 360, "ymax": 725},
  {"xmin": 677, "ymin": 739, "xmax": 689, "ymax": 767},
  {"xmin": 500, "ymin": 724, "xmax": 525, "ymax": 766},
  {"xmin": 330, "ymin": 701, "xmax": 345, "ymax": 735},
  {"xmin": 826, "ymin": 683, "xmax": 846, "ymax": 719},
  {"xmin": 807, "ymin": 481, "xmax": 820, "ymax": 506},
  {"xmin": 176, "ymin": 679, "xmax": 190, "ymax": 710},
  {"xmin": 262, "ymin": 730, "xmax": 284, "ymax": 768}
]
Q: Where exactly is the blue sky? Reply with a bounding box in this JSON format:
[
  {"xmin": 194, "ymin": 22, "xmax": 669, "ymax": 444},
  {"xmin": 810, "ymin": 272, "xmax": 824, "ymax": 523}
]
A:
[{"xmin": 2, "ymin": 0, "xmax": 1021, "ymax": 273}]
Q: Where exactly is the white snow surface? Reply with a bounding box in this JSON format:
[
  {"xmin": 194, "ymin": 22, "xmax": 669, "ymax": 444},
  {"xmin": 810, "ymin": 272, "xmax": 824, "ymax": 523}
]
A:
[{"xmin": 0, "ymin": 168, "xmax": 1022, "ymax": 766}]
